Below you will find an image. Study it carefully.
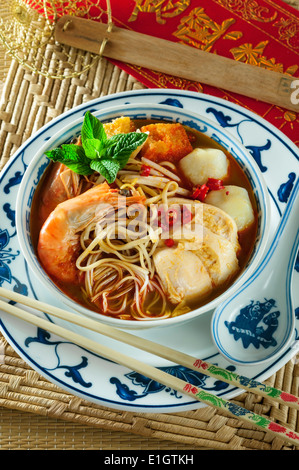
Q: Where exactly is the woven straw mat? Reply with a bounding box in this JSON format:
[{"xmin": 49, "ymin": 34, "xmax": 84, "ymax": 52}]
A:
[{"xmin": 0, "ymin": 8, "xmax": 299, "ymax": 450}]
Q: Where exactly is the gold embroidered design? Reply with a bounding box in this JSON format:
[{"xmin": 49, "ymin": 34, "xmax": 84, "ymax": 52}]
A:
[
  {"xmin": 128, "ymin": 0, "xmax": 191, "ymax": 24},
  {"xmin": 274, "ymin": 17, "xmax": 299, "ymax": 50},
  {"xmin": 223, "ymin": 30, "xmax": 243, "ymax": 41},
  {"xmin": 128, "ymin": 64, "xmax": 203, "ymax": 92},
  {"xmin": 156, "ymin": 72, "xmax": 204, "ymax": 91},
  {"xmin": 274, "ymin": 110, "xmax": 299, "ymax": 135},
  {"xmin": 213, "ymin": 0, "xmax": 277, "ymax": 23},
  {"xmin": 173, "ymin": 7, "xmax": 242, "ymax": 51},
  {"xmin": 230, "ymin": 41, "xmax": 298, "ymax": 75}
]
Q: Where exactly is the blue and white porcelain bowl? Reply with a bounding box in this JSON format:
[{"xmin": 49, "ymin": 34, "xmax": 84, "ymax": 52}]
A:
[{"xmin": 16, "ymin": 103, "xmax": 271, "ymax": 330}]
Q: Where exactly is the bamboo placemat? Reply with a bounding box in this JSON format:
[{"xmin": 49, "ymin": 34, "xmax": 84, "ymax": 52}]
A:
[{"xmin": 0, "ymin": 1, "xmax": 299, "ymax": 451}]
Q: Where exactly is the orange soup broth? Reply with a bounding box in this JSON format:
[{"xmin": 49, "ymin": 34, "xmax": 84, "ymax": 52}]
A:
[{"xmin": 31, "ymin": 120, "xmax": 258, "ymax": 317}]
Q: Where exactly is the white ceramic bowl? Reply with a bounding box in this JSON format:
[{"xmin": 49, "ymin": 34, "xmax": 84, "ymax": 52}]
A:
[{"xmin": 16, "ymin": 103, "xmax": 271, "ymax": 330}]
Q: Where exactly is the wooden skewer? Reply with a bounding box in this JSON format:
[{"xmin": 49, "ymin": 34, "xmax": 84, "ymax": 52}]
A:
[
  {"xmin": 0, "ymin": 286, "xmax": 298, "ymax": 409},
  {"xmin": 0, "ymin": 287, "xmax": 299, "ymax": 447},
  {"xmin": 54, "ymin": 15, "xmax": 299, "ymax": 113}
]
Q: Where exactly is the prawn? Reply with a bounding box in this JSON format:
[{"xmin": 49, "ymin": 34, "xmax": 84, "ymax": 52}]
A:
[
  {"xmin": 38, "ymin": 162, "xmax": 81, "ymax": 223},
  {"xmin": 37, "ymin": 182, "xmax": 146, "ymax": 284}
]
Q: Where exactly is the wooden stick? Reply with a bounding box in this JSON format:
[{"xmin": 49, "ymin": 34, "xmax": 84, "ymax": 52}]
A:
[
  {"xmin": 0, "ymin": 295, "xmax": 299, "ymax": 447},
  {"xmin": 55, "ymin": 15, "xmax": 299, "ymax": 112},
  {"xmin": 1, "ymin": 286, "xmax": 299, "ymax": 411}
]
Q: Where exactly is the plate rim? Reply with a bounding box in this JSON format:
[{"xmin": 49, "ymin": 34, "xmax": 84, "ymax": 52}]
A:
[{"xmin": 0, "ymin": 88, "xmax": 298, "ymax": 413}]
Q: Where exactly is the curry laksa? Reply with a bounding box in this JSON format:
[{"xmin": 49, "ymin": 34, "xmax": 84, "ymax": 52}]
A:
[{"xmin": 31, "ymin": 112, "xmax": 258, "ymax": 321}]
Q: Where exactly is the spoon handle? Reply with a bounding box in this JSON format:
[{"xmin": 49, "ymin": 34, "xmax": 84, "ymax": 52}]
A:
[
  {"xmin": 212, "ymin": 178, "xmax": 299, "ymax": 366},
  {"xmin": 266, "ymin": 178, "xmax": 299, "ymax": 264}
]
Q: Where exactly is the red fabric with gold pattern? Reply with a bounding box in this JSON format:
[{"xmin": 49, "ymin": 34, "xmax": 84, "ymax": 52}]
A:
[
  {"xmin": 27, "ymin": 0, "xmax": 299, "ymax": 144},
  {"xmin": 101, "ymin": 0, "xmax": 299, "ymax": 145}
]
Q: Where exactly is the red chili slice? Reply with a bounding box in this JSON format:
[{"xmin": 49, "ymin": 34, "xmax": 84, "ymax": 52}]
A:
[
  {"xmin": 164, "ymin": 239, "xmax": 174, "ymax": 247},
  {"xmin": 140, "ymin": 165, "xmax": 151, "ymax": 176},
  {"xmin": 191, "ymin": 179, "xmax": 224, "ymax": 202},
  {"xmin": 206, "ymin": 178, "xmax": 224, "ymax": 190},
  {"xmin": 191, "ymin": 184, "xmax": 209, "ymax": 202}
]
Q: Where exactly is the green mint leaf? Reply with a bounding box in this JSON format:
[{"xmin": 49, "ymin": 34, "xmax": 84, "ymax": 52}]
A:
[
  {"xmin": 45, "ymin": 147, "xmax": 65, "ymax": 162},
  {"xmin": 105, "ymin": 132, "xmax": 148, "ymax": 167},
  {"xmin": 45, "ymin": 144, "xmax": 93, "ymax": 175},
  {"xmin": 44, "ymin": 112, "xmax": 148, "ymax": 184},
  {"xmin": 81, "ymin": 111, "xmax": 107, "ymax": 157},
  {"xmin": 82, "ymin": 111, "xmax": 107, "ymax": 141},
  {"xmin": 82, "ymin": 138, "xmax": 104, "ymax": 159},
  {"xmin": 90, "ymin": 159, "xmax": 120, "ymax": 184}
]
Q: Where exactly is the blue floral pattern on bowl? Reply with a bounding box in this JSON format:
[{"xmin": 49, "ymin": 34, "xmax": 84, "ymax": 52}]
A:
[{"xmin": 0, "ymin": 89, "xmax": 297, "ymax": 412}]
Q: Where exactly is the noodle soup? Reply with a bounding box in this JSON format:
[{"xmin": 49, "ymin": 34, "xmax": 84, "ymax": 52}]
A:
[{"xmin": 31, "ymin": 114, "xmax": 258, "ymax": 322}]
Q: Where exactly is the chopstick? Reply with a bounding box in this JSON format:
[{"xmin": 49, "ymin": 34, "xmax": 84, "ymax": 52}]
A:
[
  {"xmin": 0, "ymin": 287, "xmax": 299, "ymax": 447},
  {"xmin": 1, "ymin": 286, "xmax": 297, "ymax": 409}
]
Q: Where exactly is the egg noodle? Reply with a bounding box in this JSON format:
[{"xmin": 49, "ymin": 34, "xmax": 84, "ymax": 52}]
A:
[
  {"xmin": 75, "ymin": 157, "xmax": 203, "ymax": 320},
  {"xmin": 35, "ymin": 117, "xmax": 256, "ymax": 322}
]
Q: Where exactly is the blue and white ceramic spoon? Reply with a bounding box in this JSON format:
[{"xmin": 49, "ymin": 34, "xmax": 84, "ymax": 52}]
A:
[{"xmin": 212, "ymin": 177, "xmax": 299, "ymax": 366}]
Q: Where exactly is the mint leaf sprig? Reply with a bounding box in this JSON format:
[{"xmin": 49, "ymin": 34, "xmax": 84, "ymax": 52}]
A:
[{"xmin": 45, "ymin": 111, "xmax": 148, "ymax": 184}]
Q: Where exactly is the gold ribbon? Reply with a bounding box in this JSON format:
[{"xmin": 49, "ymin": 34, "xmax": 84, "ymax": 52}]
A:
[{"xmin": 0, "ymin": 0, "xmax": 114, "ymax": 79}]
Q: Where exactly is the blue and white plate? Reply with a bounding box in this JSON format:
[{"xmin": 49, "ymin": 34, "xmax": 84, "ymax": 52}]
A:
[{"xmin": 0, "ymin": 89, "xmax": 298, "ymax": 413}]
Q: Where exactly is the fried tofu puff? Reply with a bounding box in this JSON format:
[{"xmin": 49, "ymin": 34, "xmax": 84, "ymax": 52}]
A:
[
  {"xmin": 103, "ymin": 117, "xmax": 136, "ymax": 138},
  {"xmin": 140, "ymin": 123, "xmax": 193, "ymax": 163}
]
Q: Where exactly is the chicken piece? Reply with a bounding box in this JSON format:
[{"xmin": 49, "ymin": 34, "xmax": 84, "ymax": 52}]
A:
[
  {"xmin": 103, "ymin": 117, "xmax": 136, "ymax": 138},
  {"xmin": 172, "ymin": 219, "xmax": 239, "ymax": 284},
  {"xmin": 167, "ymin": 197, "xmax": 239, "ymax": 250},
  {"xmin": 196, "ymin": 229, "xmax": 239, "ymax": 285},
  {"xmin": 153, "ymin": 246, "xmax": 212, "ymax": 304},
  {"xmin": 153, "ymin": 201, "xmax": 240, "ymax": 304},
  {"xmin": 201, "ymin": 203, "xmax": 240, "ymax": 251},
  {"xmin": 179, "ymin": 148, "xmax": 229, "ymax": 186},
  {"xmin": 205, "ymin": 185, "xmax": 255, "ymax": 232},
  {"xmin": 140, "ymin": 123, "xmax": 193, "ymax": 163},
  {"xmin": 177, "ymin": 227, "xmax": 239, "ymax": 286}
]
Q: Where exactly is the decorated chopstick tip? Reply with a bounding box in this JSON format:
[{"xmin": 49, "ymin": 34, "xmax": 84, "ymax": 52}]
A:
[
  {"xmin": 182, "ymin": 381, "xmax": 299, "ymax": 447},
  {"xmin": 183, "ymin": 383, "xmax": 199, "ymax": 395},
  {"xmin": 279, "ymin": 391, "xmax": 299, "ymax": 405},
  {"xmin": 193, "ymin": 359, "xmax": 209, "ymax": 370},
  {"xmin": 267, "ymin": 422, "xmax": 299, "ymax": 446}
]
